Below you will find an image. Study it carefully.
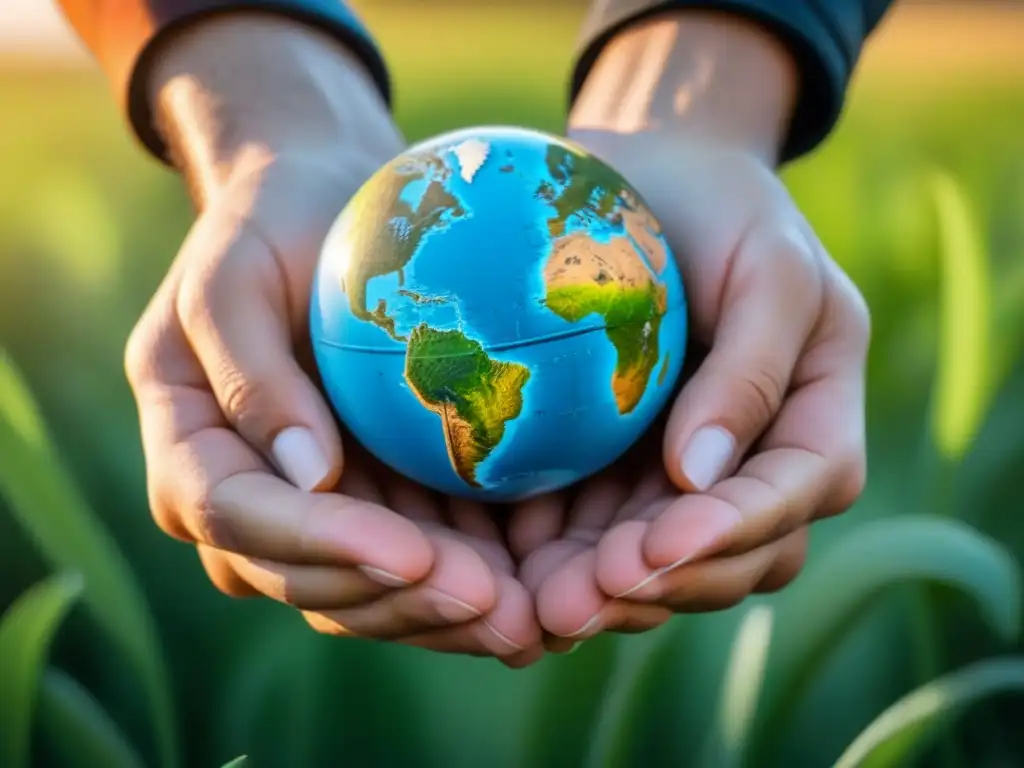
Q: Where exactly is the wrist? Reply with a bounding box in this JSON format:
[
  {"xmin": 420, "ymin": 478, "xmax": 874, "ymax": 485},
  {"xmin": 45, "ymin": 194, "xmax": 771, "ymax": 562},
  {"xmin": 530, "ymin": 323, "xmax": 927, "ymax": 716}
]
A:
[
  {"xmin": 568, "ymin": 12, "xmax": 797, "ymax": 165},
  {"xmin": 148, "ymin": 13, "xmax": 403, "ymax": 202}
]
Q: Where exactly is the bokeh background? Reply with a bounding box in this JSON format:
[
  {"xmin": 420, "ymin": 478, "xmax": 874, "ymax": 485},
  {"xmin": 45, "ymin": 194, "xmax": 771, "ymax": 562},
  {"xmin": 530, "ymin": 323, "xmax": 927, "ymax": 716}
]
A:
[{"xmin": 2, "ymin": 2, "xmax": 1024, "ymax": 767}]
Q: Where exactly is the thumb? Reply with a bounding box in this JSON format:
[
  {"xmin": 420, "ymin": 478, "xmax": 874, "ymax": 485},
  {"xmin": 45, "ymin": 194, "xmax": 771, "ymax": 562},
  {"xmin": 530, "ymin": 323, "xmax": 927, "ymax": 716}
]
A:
[
  {"xmin": 664, "ymin": 226, "xmax": 822, "ymax": 492},
  {"xmin": 176, "ymin": 211, "xmax": 342, "ymax": 492}
]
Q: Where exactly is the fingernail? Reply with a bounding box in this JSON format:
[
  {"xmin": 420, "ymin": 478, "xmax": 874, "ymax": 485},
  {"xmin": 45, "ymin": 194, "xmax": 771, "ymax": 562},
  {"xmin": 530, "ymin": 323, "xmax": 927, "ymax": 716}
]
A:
[
  {"xmin": 429, "ymin": 591, "xmax": 482, "ymax": 623},
  {"xmin": 357, "ymin": 565, "xmax": 411, "ymax": 588},
  {"xmin": 479, "ymin": 621, "xmax": 524, "ymax": 654},
  {"xmin": 681, "ymin": 425, "xmax": 736, "ymax": 491},
  {"xmin": 272, "ymin": 427, "xmax": 331, "ymax": 491},
  {"xmin": 615, "ymin": 509, "xmax": 741, "ymax": 599},
  {"xmin": 615, "ymin": 570, "xmax": 664, "ymax": 599},
  {"xmin": 567, "ymin": 611, "xmax": 603, "ymax": 640}
]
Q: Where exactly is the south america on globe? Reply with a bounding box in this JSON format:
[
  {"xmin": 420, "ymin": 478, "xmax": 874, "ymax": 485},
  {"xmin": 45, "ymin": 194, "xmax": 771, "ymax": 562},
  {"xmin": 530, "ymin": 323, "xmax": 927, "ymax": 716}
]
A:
[{"xmin": 310, "ymin": 126, "xmax": 688, "ymax": 501}]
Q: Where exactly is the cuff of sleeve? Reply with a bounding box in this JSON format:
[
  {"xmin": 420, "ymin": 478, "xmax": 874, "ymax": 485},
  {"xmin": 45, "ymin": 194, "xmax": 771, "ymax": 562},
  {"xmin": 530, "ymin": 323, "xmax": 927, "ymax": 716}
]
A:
[
  {"xmin": 96, "ymin": 1, "xmax": 390, "ymax": 164},
  {"xmin": 570, "ymin": 0, "xmax": 854, "ymax": 163}
]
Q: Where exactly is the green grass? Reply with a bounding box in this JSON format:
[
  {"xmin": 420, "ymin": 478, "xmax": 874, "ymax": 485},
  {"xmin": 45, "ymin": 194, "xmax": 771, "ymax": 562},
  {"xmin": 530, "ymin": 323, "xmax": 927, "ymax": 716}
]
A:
[{"xmin": 2, "ymin": 5, "xmax": 1024, "ymax": 767}]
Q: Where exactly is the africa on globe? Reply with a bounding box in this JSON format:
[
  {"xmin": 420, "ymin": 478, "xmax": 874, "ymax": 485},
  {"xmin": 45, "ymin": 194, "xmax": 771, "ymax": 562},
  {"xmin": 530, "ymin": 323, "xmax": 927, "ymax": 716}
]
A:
[{"xmin": 310, "ymin": 126, "xmax": 688, "ymax": 501}]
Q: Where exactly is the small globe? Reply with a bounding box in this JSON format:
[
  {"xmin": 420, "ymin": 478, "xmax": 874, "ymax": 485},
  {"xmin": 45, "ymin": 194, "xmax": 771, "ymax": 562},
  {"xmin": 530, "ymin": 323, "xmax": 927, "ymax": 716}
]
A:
[{"xmin": 310, "ymin": 126, "xmax": 688, "ymax": 501}]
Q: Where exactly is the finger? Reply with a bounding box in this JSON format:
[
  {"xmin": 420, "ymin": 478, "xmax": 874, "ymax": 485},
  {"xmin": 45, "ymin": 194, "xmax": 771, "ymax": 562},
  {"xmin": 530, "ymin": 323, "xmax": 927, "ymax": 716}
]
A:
[
  {"xmin": 336, "ymin": 459, "xmax": 387, "ymax": 505},
  {"xmin": 609, "ymin": 466, "xmax": 674, "ymax": 525},
  {"xmin": 641, "ymin": 276, "xmax": 868, "ymax": 569},
  {"xmin": 534, "ymin": 548, "xmax": 670, "ymax": 640},
  {"xmin": 210, "ymin": 549, "xmax": 390, "ymax": 610},
  {"xmin": 175, "ymin": 209, "xmax": 341, "ymax": 491},
  {"xmin": 446, "ymin": 497, "xmax": 515, "ymax": 574},
  {"xmin": 663, "ymin": 225, "xmax": 823, "ymax": 492},
  {"xmin": 399, "ymin": 585, "xmax": 544, "ymax": 663},
  {"xmin": 534, "ymin": 549, "xmax": 607, "ymax": 638},
  {"xmin": 637, "ymin": 448, "xmax": 828, "ymax": 572},
  {"xmin": 313, "ymin": 534, "xmax": 497, "ymax": 639},
  {"xmin": 382, "ymin": 471, "xmax": 444, "ymax": 524},
  {"xmin": 753, "ymin": 526, "xmax": 810, "ymax": 593},
  {"xmin": 518, "ymin": 476, "xmax": 630, "ymax": 595},
  {"xmin": 631, "ymin": 530, "xmax": 804, "ymax": 613},
  {"xmin": 476, "ymin": 574, "xmax": 543, "ymax": 655},
  {"xmin": 398, "ymin": 583, "xmax": 548, "ymax": 666},
  {"xmin": 507, "ymin": 491, "xmax": 567, "ymax": 562},
  {"xmin": 185, "ymin": 469, "xmax": 435, "ymax": 581},
  {"xmin": 197, "ymin": 545, "xmax": 258, "ymax": 598},
  {"xmin": 606, "ymin": 606, "xmax": 673, "ymax": 634}
]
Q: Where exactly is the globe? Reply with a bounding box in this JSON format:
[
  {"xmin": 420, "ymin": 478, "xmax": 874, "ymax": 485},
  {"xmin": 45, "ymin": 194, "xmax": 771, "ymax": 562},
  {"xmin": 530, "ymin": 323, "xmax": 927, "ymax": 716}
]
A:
[{"xmin": 310, "ymin": 126, "xmax": 688, "ymax": 501}]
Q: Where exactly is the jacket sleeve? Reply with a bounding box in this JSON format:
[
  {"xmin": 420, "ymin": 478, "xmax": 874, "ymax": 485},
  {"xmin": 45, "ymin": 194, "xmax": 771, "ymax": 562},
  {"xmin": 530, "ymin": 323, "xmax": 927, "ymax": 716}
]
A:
[
  {"xmin": 572, "ymin": 0, "xmax": 895, "ymax": 161},
  {"xmin": 54, "ymin": 0, "xmax": 390, "ymax": 162}
]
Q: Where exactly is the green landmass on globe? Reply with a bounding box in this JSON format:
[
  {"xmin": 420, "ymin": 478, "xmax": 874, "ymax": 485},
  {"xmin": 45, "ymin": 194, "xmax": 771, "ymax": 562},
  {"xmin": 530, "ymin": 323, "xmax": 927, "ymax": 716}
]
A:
[
  {"xmin": 539, "ymin": 143, "xmax": 672, "ymax": 414},
  {"xmin": 404, "ymin": 324, "xmax": 531, "ymax": 487},
  {"xmin": 330, "ymin": 134, "xmax": 676, "ymax": 487},
  {"xmin": 339, "ymin": 149, "xmax": 468, "ymax": 342}
]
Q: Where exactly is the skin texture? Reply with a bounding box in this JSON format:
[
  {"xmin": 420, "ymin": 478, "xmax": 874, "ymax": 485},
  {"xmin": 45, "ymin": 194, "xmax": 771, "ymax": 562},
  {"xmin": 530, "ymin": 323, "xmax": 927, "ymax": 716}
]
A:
[
  {"xmin": 124, "ymin": 9, "xmax": 869, "ymax": 664},
  {"xmin": 127, "ymin": 14, "xmax": 544, "ymax": 666},
  {"xmin": 513, "ymin": 12, "xmax": 869, "ymax": 647}
]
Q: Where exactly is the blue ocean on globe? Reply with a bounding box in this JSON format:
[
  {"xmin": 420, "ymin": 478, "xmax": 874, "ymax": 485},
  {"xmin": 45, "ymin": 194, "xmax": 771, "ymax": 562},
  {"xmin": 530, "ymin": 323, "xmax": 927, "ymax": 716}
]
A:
[{"xmin": 310, "ymin": 126, "xmax": 688, "ymax": 501}]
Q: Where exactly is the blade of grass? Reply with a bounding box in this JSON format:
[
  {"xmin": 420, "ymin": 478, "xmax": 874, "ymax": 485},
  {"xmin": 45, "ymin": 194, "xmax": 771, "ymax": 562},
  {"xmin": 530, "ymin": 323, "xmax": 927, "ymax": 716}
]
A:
[
  {"xmin": 219, "ymin": 758, "xmax": 248, "ymax": 768},
  {"xmin": 833, "ymin": 657, "xmax": 1024, "ymax": 768},
  {"xmin": 928, "ymin": 169, "xmax": 994, "ymax": 466},
  {"xmin": 36, "ymin": 667, "xmax": 146, "ymax": 768},
  {"xmin": 752, "ymin": 515, "xmax": 1021, "ymax": 756},
  {"xmin": 0, "ymin": 350, "xmax": 178, "ymax": 768},
  {"xmin": 699, "ymin": 605, "xmax": 774, "ymax": 768},
  {"xmin": 912, "ymin": 169, "xmax": 994, "ymax": 768},
  {"xmin": 0, "ymin": 573, "xmax": 83, "ymax": 768}
]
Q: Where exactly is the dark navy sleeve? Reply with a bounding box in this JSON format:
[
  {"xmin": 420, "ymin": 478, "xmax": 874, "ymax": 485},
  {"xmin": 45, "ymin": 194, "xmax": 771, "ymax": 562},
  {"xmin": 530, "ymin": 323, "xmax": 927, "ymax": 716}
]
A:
[
  {"xmin": 54, "ymin": 0, "xmax": 389, "ymax": 162},
  {"xmin": 573, "ymin": 0, "xmax": 895, "ymax": 161}
]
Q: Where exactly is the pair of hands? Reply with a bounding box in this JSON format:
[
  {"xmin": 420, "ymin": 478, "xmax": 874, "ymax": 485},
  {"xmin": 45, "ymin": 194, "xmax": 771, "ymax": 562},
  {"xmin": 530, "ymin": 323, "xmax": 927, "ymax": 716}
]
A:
[{"xmin": 126, "ymin": 13, "xmax": 869, "ymax": 668}]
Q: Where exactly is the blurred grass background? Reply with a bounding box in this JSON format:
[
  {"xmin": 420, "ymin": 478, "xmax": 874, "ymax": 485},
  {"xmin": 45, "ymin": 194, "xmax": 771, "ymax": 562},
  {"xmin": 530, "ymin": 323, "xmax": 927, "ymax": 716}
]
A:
[{"xmin": 1, "ymin": 2, "xmax": 1024, "ymax": 767}]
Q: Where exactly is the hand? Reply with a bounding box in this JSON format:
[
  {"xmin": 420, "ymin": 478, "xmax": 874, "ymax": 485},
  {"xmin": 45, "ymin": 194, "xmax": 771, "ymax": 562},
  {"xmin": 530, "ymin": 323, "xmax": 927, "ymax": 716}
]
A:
[
  {"xmin": 125, "ymin": 15, "xmax": 541, "ymax": 665},
  {"xmin": 518, "ymin": 12, "xmax": 870, "ymax": 645}
]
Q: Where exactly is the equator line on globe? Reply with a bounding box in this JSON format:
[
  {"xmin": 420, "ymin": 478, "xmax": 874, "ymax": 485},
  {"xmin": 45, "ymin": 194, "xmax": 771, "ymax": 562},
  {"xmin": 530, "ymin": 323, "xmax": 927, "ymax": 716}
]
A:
[{"xmin": 310, "ymin": 125, "xmax": 688, "ymax": 501}]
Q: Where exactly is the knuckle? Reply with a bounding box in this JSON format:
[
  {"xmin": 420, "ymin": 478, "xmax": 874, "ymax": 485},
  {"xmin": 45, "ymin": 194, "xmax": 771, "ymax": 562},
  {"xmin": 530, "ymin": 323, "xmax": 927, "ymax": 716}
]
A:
[
  {"xmin": 735, "ymin": 363, "xmax": 787, "ymax": 428},
  {"xmin": 825, "ymin": 450, "xmax": 868, "ymax": 518},
  {"xmin": 217, "ymin": 366, "xmax": 263, "ymax": 425},
  {"xmin": 146, "ymin": 476, "xmax": 192, "ymax": 543},
  {"xmin": 216, "ymin": 369, "xmax": 284, "ymax": 448},
  {"xmin": 203, "ymin": 562, "xmax": 252, "ymax": 600},
  {"xmin": 774, "ymin": 231, "xmax": 818, "ymax": 274},
  {"xmin": 188, "ymin": 489, "xmax": 240, "ymax": 552},
  {"xmin": 123, "ymin": 316, "xmax": 161, "ymax": 391},
  {"xmin": 842, "ymin": 287, "xmax": 872, "ymax": 354},
  {"xmin": 827, "ymin": 266, "xmax": 873, "ymax": 355}
]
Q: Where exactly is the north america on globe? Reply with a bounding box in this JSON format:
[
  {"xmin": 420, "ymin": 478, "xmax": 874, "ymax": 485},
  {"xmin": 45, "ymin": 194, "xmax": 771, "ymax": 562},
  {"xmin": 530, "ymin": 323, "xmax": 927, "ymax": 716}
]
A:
[{"xmin": 310, "ymin": 126, "xmax": 688, "ymax": 500}]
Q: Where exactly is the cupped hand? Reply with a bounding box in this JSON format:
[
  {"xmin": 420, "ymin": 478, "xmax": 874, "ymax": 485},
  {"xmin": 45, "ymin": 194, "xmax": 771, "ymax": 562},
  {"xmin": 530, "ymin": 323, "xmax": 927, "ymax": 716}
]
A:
[
  {"xmin": 125, "ymin": 14, "xmax": 545, "ymax": 666},
  {"xmin": 125, "ymin": 154, "xmax": 542, "ymax": 665},
  {"xmin": 516, "ymin": 124, "xmax": 870, "ymax": 648}
]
